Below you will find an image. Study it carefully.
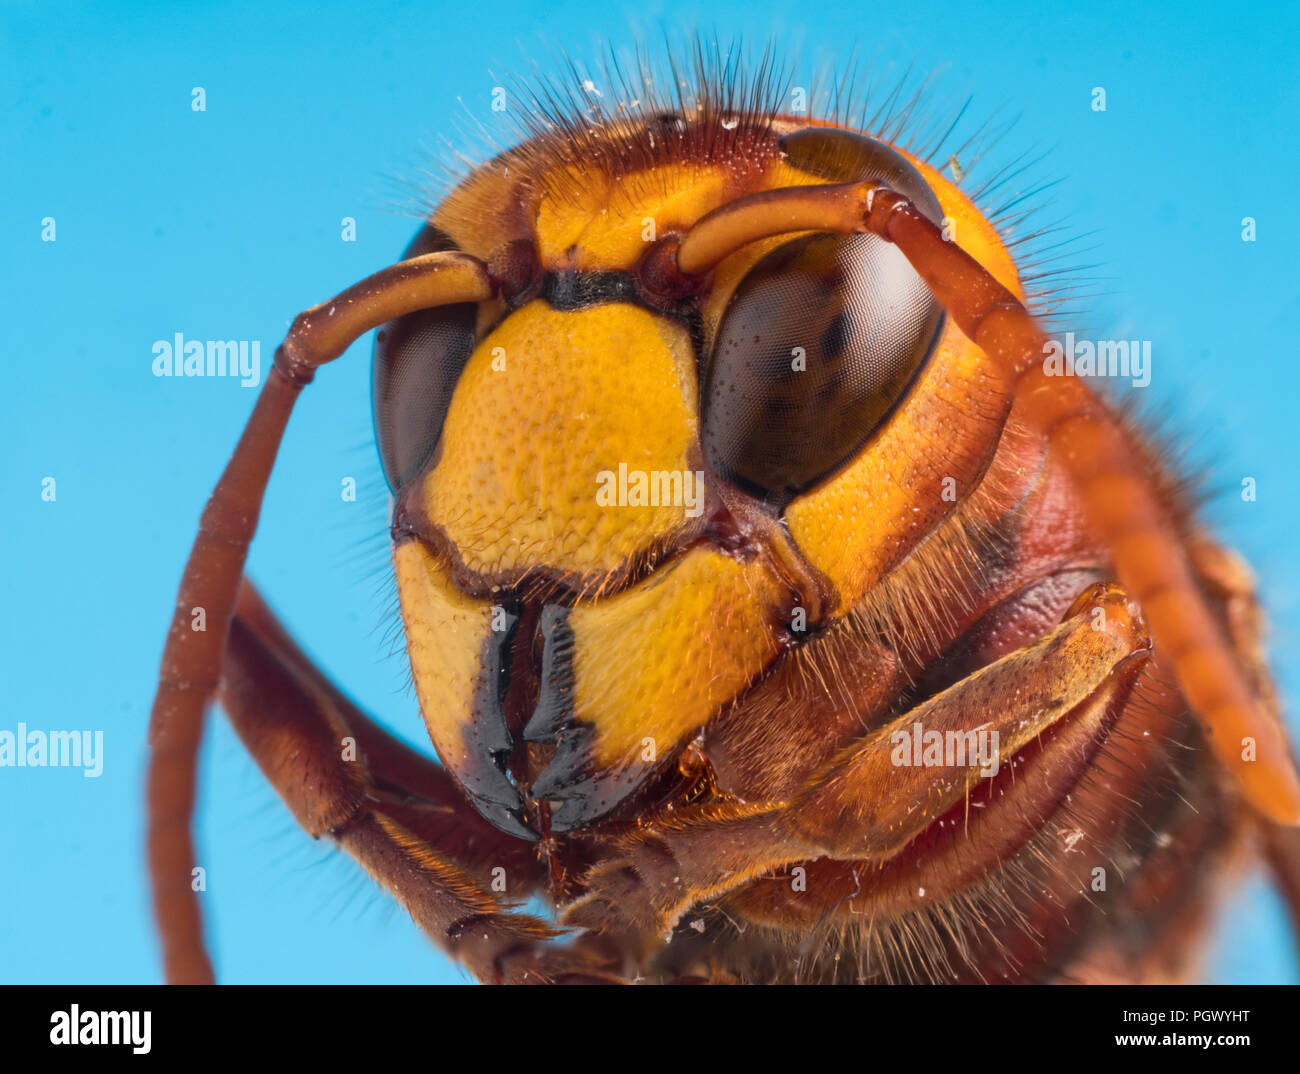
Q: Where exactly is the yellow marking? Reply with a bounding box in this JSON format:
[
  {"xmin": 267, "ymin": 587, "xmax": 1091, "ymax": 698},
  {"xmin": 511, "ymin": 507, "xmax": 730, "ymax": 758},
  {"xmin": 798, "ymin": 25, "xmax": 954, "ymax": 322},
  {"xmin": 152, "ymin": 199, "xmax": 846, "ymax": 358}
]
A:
[
  {"xmin": 535, "ymin": 163, "xmax": 733, "ymax": 270},
  {"xmin": 421, "ymin": 301, "xmax": 700, "ymax": 579},
  {"xmin": 564, "ymin": 546, "xmax": 788, "ymax": 766},
  {"xmin": 392, "ymin": 541, "xmax": 493, "ymax": 771}
]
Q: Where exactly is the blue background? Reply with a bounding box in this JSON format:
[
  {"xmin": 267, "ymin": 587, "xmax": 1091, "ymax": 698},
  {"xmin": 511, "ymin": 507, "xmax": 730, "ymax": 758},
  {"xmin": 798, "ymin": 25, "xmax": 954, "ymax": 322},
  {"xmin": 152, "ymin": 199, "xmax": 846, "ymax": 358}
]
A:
[{"xmin": 3, "ymin": 0, "xmax": 1298, "ymax": 983}]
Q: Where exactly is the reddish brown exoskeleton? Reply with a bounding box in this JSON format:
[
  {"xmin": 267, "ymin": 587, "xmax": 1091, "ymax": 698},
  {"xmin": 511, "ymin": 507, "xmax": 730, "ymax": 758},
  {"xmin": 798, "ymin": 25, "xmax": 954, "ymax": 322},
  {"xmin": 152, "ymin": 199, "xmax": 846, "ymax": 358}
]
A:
[{"xmin": 147, "ymin": 52, "xmax": 1300, "ymax": 984}]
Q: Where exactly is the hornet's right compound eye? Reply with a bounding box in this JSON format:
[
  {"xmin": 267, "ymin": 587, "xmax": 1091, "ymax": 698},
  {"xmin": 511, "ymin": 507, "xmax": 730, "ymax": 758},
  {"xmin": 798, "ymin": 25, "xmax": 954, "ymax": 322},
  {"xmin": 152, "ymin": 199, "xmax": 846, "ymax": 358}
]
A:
[
  {"xmin": 371, "ymin": 224, "xmax": 479, "ymax": 491},
  {"xmin": 700, "ymin": 129, "xmax": 947, "ymax": 507}
]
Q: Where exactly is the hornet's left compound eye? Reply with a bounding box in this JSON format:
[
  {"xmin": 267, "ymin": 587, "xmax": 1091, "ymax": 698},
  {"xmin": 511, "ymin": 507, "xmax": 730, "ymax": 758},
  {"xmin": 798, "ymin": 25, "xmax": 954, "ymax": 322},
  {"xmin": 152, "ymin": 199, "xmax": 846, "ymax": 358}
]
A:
[
  {"xmin": 372, "ymin": 224, "xmax": 479, "ymax": 490},
  {"xmin": 701, "ymin": 129, "xmax": 946, "ymax": 506}
]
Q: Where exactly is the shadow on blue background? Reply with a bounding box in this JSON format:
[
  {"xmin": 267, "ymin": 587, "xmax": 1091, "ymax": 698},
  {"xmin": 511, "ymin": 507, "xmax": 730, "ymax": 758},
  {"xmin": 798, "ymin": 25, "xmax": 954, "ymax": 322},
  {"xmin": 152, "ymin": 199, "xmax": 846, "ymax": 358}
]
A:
[{"xmin": 3, "ymin": 0, "xmax": 1298, "ymax": 982}]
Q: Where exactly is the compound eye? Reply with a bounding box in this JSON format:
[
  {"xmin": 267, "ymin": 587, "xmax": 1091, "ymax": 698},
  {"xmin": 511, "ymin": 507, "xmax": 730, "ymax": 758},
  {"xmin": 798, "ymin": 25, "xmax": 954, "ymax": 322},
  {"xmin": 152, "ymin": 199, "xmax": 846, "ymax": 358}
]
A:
[
  {"xmin": 372, "ymin": 224, "xmax": 478, "ymax": 490},
  {"xmin": 701, "ymin": 129, "xmax": 946, "ymax": 505}
]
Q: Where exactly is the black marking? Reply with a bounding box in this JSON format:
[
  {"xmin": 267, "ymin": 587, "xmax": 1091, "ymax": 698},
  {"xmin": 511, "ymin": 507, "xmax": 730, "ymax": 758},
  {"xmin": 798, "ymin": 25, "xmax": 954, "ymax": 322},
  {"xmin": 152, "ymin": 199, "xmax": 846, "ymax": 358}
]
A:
[
  {"xmin": 465, "ymin": 795, "xmax": 537, "ymax": 842},
  {"xmin": 548, "ymin": 771, "xmax": 645, "ymax": 833},
  {"xmin": 523, "ymin": 605, "xmax": 577, "ymax": 744},
  {"xmin": 543, "ymin": 270, "xmax": 640, "ymax": 311},
  {"xmin": 520, "ymin": 604, "xmax": 662, "ymax": 832},
  {"xmin": 529, "ymin": 726, "xmax": 594, "ymax": 801},
  {"xmin": 539, "ymin": 270, "xmax": 706, "ymax": 351},
  {"xmin": 524, "ymin": 626, "xmax": 603, "ymax": 811},
  {"xmin": 473, "ymin": 610, "xmax": 517, "ymax": 757},
  {"xmin": 459, "ymin": 610, "xmax": 538, "ymax": 841}
]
